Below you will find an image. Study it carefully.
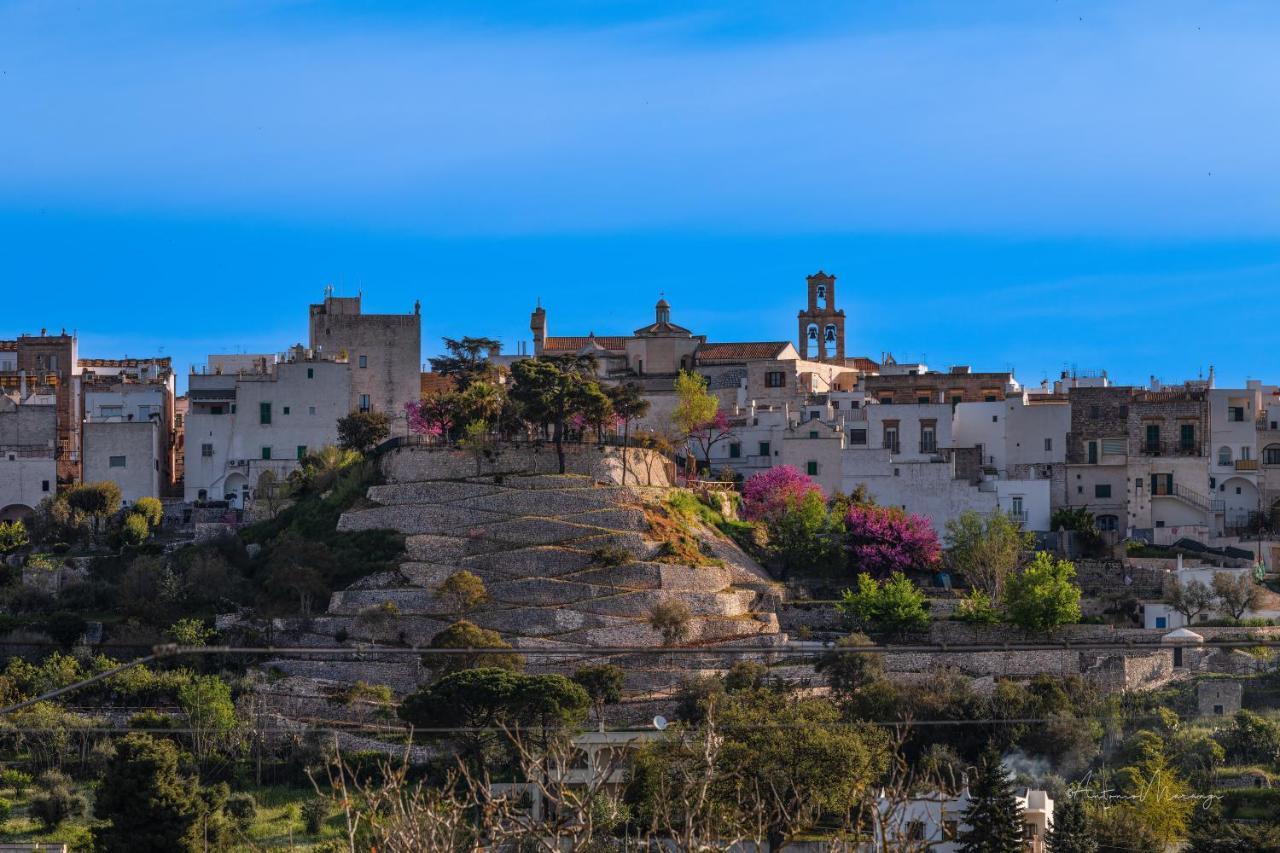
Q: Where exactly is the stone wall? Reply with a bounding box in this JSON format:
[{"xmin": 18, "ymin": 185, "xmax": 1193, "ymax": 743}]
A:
[{"xmin": 380, "ymin": 443, "xmax": 675, "ymax": 487}]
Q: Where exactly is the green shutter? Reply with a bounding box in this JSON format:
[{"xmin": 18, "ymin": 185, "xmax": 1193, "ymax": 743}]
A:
[
  {"xmin": 260, "ymin": 402, "xmax": 272, "ymax": 424},
  {"xmin": 297, "ymin": 445, "xmax": 307, "ymax": 460},
  {"xmin": 262, "ymin": 447, "xmax": 271, "ymax": 460},
  {"xmin": 806, "ymin": 461, "xmax": 819, "ymax": 476}
]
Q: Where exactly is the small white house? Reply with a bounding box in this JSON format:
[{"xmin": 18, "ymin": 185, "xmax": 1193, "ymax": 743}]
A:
[{"xmin": 869, "ymin": 786, "xmax": 1053, "ymax": 853}]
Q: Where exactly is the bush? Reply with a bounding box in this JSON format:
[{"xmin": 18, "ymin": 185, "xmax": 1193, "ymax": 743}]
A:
[
  {"xmin": 336, "ymin": 411, "xmax": 390, "ymax": 452},
  {"xmin": 0, "ymin": 769, "xmax": 32, "ymax": 796},
  {"xmin": 0, "ymin": 797, "xmax": 10, "ymax": 822},
  {"xmin": 649, "ymin": 599, "xmax": 692, "ymax": 646},
  {"xmin": 589, "ymin": 544, "xmax": 632, "ymax": 568},
  {"xmin": 1002, "ymin": 552, "xmax": 1082, "ymax": 632},
  {"xmin": 837, "ymin": 571, "xmax": 930, "ymax": 636},
  {"xmin": 0, "ymin": 520, "xmax": 29, "ymax": 553},
  {"xmin": 435, "ymin": 570, "xmax": 488, "ymax": 615},
  {"xmin": 225, "ymin": 792, "xmax": 257, "ymax": 829},
  {"xmin": 131, "ymin": 497, "xmax": 164, "ymax": 528},
  {"xmin": 954, "ymin": 589, "xmax": 999, "ymax": 624},
  {"xmin": 120, "ymin": 513, "xmax": 150, "ymax": 548},
  {"xmin": 301, "ymin": 797, "xmax": 329, "ymax": 834},
  {"xmin": 28, "ymin": 770, "xmax": 88, "ymax": 829}
]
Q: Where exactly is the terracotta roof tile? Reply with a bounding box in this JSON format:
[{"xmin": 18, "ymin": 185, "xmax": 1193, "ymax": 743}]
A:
[
  {"xmin": 696, "ymin": 342, "xmax": 790, "ymax": 362},
  {"xmin": 543, "ymin": 336, "xmax": 628, "ymax": 352}
]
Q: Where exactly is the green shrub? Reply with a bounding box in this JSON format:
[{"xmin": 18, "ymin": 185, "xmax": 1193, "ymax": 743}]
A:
[
  {"xmin": 225, "ymin": 792, "xmax": 257, "ymax": 829},
  {"xmin": 120, "ymin": 513, "xmax": 150, "ymax": 548},
  {"xmin": 28, "ymin": 771, "xmax": 88, "ymax": 829},
  {"xmin": 301, "ymin": 797, "xmax": 329, "ymax": 834},
  {"xmin": 589, "ymin": 544, "xmax": 632, "ymax": 568},
  {"xmin": 130, "ymin": 497, "xmax": 164, "ymax": 528},
  {"xmin": 954, "ymin": 589, "xmax": 998, "ymax": 624},
  {"xmin": 0, "ymin": 520, "xmax": 28, "ymax": 553},
  {"xmin": 0, "ymin": 769, "xmax": 32, "ymax": 795}
]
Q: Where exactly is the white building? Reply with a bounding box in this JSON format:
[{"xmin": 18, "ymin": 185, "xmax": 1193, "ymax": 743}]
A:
[
  {"xmin": 869, "ymin": 787, "xmax": 1053, "ymax": 853},
  {"xmin": 81, "ymin": 382, "xmax": 172, "ymax": 504},
  {"xmin": 0, "ymin": 392, "xmax": 57, "ymax": 521},
  {"xmin": 1209, "ymin": 384, "xmax": 1274, "ymax": 531},
  {"xmin": 184, "ymin": 348, "xmax": 352, "ymax": 507}
]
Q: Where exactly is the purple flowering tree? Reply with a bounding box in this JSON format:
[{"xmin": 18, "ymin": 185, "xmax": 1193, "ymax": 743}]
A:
[
  {"xmin": 844, "ymin": 504, "xmax": 941, "ymax": 576},
  {"xmin": 742, "ymin": 466, "xmax": 826, "ymax": 522}
]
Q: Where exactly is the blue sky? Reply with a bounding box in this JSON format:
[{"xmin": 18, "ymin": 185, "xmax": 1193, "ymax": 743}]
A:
[{"xmin": 2, "ymin": 0, "xmax": 1278, "ymax": 391}]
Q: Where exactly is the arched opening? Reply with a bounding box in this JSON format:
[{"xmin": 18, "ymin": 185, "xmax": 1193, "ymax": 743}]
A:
[
  {"xmin": 224, "ymin": 473, "xmax": 249, "ymax": 509},
  {"xmin": 0, "ymin": 504, "xmax": 35, "ymax": 523},
  {"xmin": 1264, "ymin": 444, "xmax": 1280, "ymax": 466},
  {"xmin": 823, "ymin": 324, "xmax": 838, "ymax": 359}
]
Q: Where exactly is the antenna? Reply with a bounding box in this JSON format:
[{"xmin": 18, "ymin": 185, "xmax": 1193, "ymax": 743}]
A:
[{"xmin": 652, "ymin": 715, "xmax": 668, "ymax": 731}]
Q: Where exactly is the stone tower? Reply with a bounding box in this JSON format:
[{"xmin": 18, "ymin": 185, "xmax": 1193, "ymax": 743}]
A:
[
  {"xmin": 797, "ymin": 271, "xmax": 845, "ymax": 363},
  {"xmin": 530, "ymin": 302, "xmax": 548, "ymax": 356}
]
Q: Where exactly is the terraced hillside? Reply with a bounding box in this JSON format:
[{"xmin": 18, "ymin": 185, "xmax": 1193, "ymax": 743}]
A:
[{"xmin": 260, "ymin": 444, "xmax": 785, "ymax": 722}]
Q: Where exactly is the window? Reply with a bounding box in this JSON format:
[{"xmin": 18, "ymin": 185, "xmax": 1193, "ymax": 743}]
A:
[
  {"xmin": 1044, "ymin": 437, "xmax": 1053, "ymax": 452},
  {"xmin": 1102, "ymin": 437, "xmax": 1126, "ymax": 456},
  {"xmin": 1090, "ymin": 405, "xmax": 1100, "ymax": 419},
  {"xmin": 359, "ymin": 355, "xmax": 368, "ymax": 369},
  {"xmin": 261, "ymin": 447, "xmax": 272, "ymax": 460},
  {"xmin": 916, "ymin": 396, "xmax": 930, "ymax": 405},
  {"xmin": 1097, "ymin": 514, "xmax": 1119, "ymax": 531},
  {"xmin": 109, "ymin": 455, "xmax": 126, "ymax": 468},
  {"xmin": 1145, "ymin": 423, "xmax": 1160, "ymax": 452},
  {"xmin": 359, "ymin": 394, "xmax": 371, "ymax": 413},
  {"xmin": 1218, "ymin": 446, "xmax": 1232, "ymax": 466},
  {"xmin": 1024, "ymin": 823, "xmax": 1037, "ymax": 838},
  {"xmin": 297, "ymin": 445, "xmax": 308, "ymax": 460},
  {"xmin": 806, "ymin": 460, "xmax": 819, "ymax": 476},
  {"xmin": 728, "ymin": 442, "xmax": 741, "ymax": 459},
  {"xmin": 308, "ymin": 406, "xmax": 316, "ymax": 415},
  {"xmin": 880, "ymin": 396, "xmax": 893, "ymax": 405},
  {"xmin": 201, "ymin": 443, "xmax": 213, "ymax": 457},
  {"xmin": 984, "ymin": 395, "xmax": 998, "ymax": 403},
  {"xmin": 992, "ymin": 415, "xmax": 998, "ymax": 423},
  {"xmin": 831, "ymin": 400, "xmax": 840, "ymax": 409},
  {"xmin": 906, "ymin": 821, "xmax": 925, "ymax": 841},
  {"xmin": 1011, "ymin": 495, "xmax": 1024, "ymax": 518},
  {"xmin": 883, "ymin": 425, "xmax": 899, "ymax": 453},
  {"xmin": 809, "ymin": 430, "xmax": 819, "ymax": 439},
  {"xmin": 951, "ymin": 395, "xmax": 963, "ymax": 405},
  {"xmin": 1214, "ymin": 704, "xmax": 1224, "ymax": 715},
  {"xmin": 764, "ymin": 371, "xmax": 785, "ymax": 388},
  {"xmin": 282, "ymin": 406, "xmax": 290, "ymax": 415},
  {"xmin": 1180, "ymin": 423, "xmax": 1196, "ymax": 451},
  {"xmin": 849, "ymin": 429, "xmax": 867, "ymax": 446},
  {"xmin": 1265, "ymin": 445, "xmax": 1280, "ymax": 466},
  {"xmin": 758, "ymin": 441, "xmax": 770, "ymax": 457},
  {"xmin": 1095, "ymin": 484, "xmax": 1112, "ymax": 499},
  {"xmin": 41, "ymin": 480, "xmax": 50, "ymax": 492},
  {"xmin": 260, "ymin": 402, "xmax": 272, "ymax": 424},
  {"xmin": 1119, "ymin": 404, "xmax": 1129, "ymax": 419},
  {"xmin": 920, "ymin": 421, "xmax": 937, "ymax": 453},
  {"xmin": 1229, "ymin": 406, "xmax": 1245, "ymax": 422},
  {"xmin": 1088, "ymin": 441, "xmax": 1098, "ymax": 464},
  {"xmin": 307, "ymin": 367, "xmax": 314, "ymax": 379},
  {"xmin": 210, "ymin": 405, "xmax": 223, "ymax": 415}
]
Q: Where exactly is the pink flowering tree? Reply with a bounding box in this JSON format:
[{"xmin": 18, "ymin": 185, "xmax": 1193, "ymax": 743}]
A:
[
  {"xmin": 742, "ymin": 466, "xmax": 825, "ymax": 522},
  {"xmin": 844, "ymin": 504, "xmax": 941, "ymax": 577},
  {"xmin": 405, "ymin": 395, "xmax": 455, "ymax": 441}
]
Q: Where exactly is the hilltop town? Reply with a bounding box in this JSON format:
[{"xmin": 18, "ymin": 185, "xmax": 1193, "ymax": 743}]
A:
[{"xmin": 1, "ymin": 274, "xmax": 1279, "ymax": 851}]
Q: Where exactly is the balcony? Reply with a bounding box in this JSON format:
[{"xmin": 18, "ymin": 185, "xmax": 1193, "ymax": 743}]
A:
[
  {"xmin": 1140, "ymin": 440, "xmax": 1204, "ymax": 458},
  {"xmin": 1234, "ymin": 459, "xmax": 1259, "ymax": 472},
  {"xmin": 882, "ymin": 440, "xmax": 900, "ymax": 454},
  {"xmin": 1008, "ymin": 510, "xmax": 1029, "ymax": 525}
]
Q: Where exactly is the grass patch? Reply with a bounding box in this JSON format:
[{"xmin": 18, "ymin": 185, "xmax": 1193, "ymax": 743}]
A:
[
  {"xmin": 645, "ymin": 499, "xmax": 722, "ymax": 568},
  {"xmin": 665, "ymin": 489, "xmax": 763, "ymax": 558}
]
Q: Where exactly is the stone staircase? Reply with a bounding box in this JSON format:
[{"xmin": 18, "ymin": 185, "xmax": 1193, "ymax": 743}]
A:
[{"xmin": 261, "ymin": 445, "xmax": 785, "ymax": 710}]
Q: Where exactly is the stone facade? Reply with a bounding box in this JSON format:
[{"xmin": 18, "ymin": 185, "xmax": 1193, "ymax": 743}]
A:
[
  {"xmin": 1196, "ymin": 680, "xmax": 1243, "ymax": 717},
  {"xmin": 308, "ymin": 292, "xmax": 421, "ymax": 432}
]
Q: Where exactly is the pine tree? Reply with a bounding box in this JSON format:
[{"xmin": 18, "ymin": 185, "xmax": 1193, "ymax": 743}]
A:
[
  {"xmin": 1046, "ymin": 796, "xmax": 1097, "ymax": 853},
  {"xmin": 958, "ymin": 745, "xmax": 1023, "ymax": 853}
]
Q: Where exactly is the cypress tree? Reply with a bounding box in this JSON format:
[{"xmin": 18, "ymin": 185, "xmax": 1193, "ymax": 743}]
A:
[
  {"xmin": 958, "ymin": 744, "xmax": 1023, "ymax": 853},
  {"xmin": 1046, "ymin": 795, "xmax": 1097, "ymax": 853}
]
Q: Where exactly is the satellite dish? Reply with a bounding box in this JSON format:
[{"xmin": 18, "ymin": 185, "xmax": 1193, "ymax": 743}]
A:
[{"xmin": 652, "ymin": 715, "xmax": 668, "ymax": 731}]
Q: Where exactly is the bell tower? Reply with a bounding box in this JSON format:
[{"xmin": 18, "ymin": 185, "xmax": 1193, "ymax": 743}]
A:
[{"xmin": 797, "ymin": 271, "xmax": 845, "ymax": 363}]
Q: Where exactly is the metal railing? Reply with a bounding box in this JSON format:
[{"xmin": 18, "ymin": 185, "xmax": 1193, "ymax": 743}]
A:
[
  {"xmin": 1234, "ymin": 459, "xmax": 1259, "ymax": 472},
  {"xmin": 1150, "ymin": 480, "xmax": 1225, "ymax": 512},
  {"xmin": 1140, "ymin": 439, "xmax": 1205, "ymax": 458}
]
